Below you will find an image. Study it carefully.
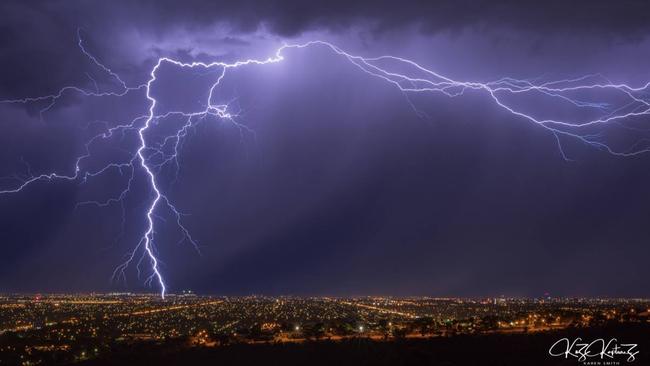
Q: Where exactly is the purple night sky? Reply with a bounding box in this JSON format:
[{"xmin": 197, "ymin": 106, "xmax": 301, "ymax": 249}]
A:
[{"xmin": 1, "ymin": 0, "xmax": 649, "ymax": 297}]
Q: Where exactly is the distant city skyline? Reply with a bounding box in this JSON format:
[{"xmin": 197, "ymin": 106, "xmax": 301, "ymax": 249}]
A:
[{"xmin": 1, "ymin": 293, "xmax": 648, "ymax": 364}]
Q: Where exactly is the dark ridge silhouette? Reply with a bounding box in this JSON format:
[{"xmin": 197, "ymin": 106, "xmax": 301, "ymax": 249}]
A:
[{"xmin": 79, "ymin": 323, "xmax": 649, "ymax": 366}]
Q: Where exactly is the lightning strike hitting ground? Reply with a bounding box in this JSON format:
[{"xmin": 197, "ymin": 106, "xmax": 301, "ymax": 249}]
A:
[{"xmin": 1, "ymin": 34, "xmax": 649, "ymax": 298}]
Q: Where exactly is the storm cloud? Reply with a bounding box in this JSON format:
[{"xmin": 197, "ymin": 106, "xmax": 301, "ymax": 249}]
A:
[{"xmin": 1, "ymin": 1, "xmax": 649, "ymax": 297}]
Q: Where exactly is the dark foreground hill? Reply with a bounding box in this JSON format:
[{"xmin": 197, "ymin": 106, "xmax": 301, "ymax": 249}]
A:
[{"xmin": 79, "ymin": 323, "xmax": 649, "ymax": 366}]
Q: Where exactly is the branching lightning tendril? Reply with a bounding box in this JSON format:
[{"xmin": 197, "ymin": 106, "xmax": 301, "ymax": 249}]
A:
[{"xmin": 2, "ymin": 34, "xmax": 649, "ymax": 298}]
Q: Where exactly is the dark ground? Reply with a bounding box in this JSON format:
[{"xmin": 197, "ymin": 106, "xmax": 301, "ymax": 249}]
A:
[{"xmin": 79, "ymin": 323, "xmax": 649, "ymax": 366}]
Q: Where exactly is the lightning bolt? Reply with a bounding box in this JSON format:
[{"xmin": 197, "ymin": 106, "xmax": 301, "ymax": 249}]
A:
[{"xmin": 1, "ymin": 33, "xmax": 648, "ymax": 299}]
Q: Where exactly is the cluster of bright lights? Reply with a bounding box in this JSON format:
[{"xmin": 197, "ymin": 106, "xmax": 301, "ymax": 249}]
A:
[{"xmin": 1, "ymin": 33, "xmax": 648, "ymax": 298}]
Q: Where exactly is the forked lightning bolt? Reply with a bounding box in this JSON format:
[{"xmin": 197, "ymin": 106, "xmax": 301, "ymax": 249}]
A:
[{"xmin": 1, "ymin": 33, "xmax": 649, "ymax": 298}]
